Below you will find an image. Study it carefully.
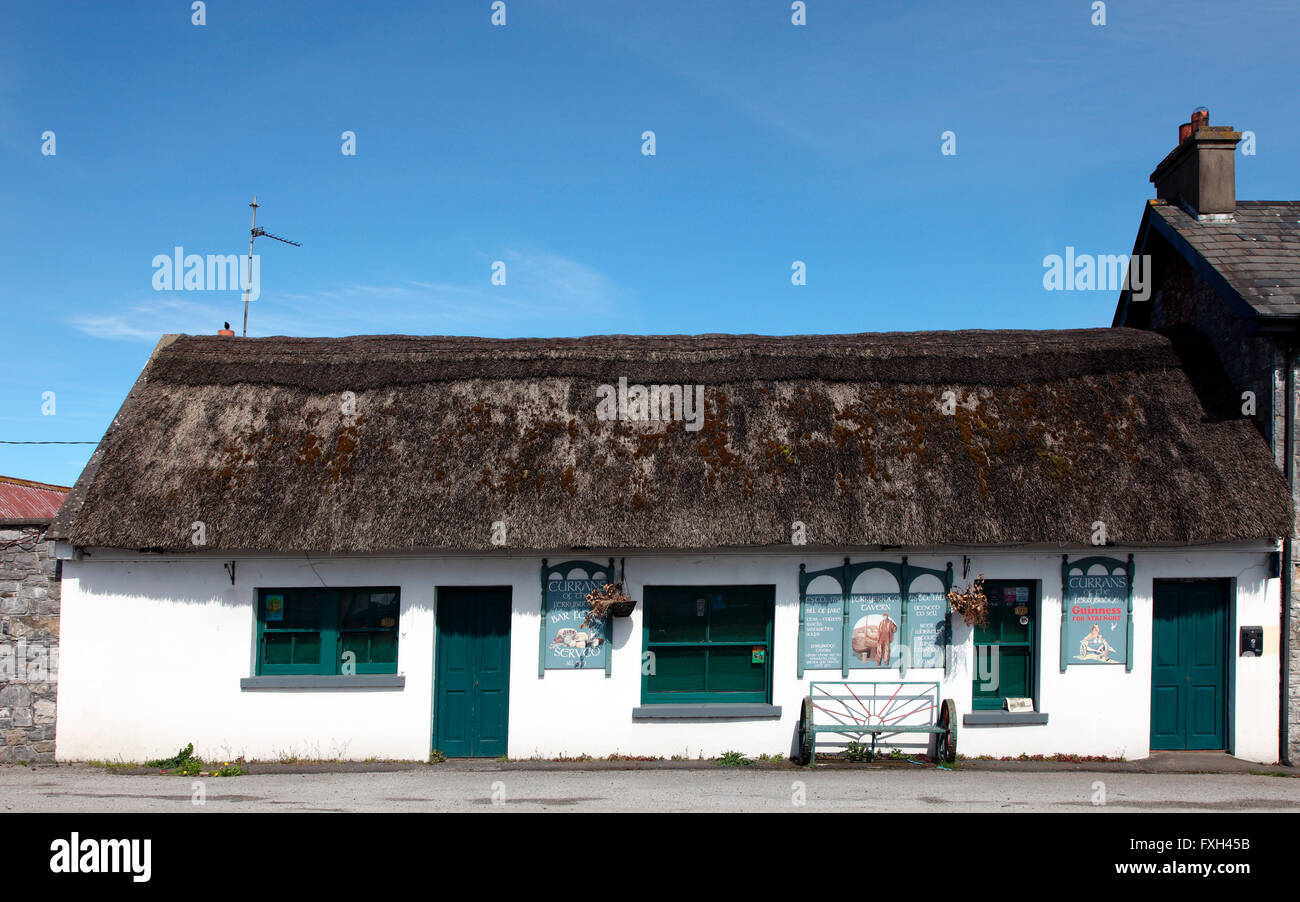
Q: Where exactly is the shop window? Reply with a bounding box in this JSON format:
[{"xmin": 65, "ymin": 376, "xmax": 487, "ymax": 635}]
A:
[
  {"xmin": 641, "ymin": 586, "xmax": 773, "ymax": 704},
  {"xmin": 256, "ymin": 588, "xmax": 400, "ymax": 676},
  {"xmin": 971, "ymin": 581, "xmax": 1037, "ymax": 710}
]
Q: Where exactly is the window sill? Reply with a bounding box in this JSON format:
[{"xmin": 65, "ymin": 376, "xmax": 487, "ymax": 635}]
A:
[
  {"xmin": 632, "ymin": 704, "xmax": 782, "ymax": 719},
  {"xmin": 963, "ymin": 711, "xmax": 1049, "ymax": 726},
  {"xmin": 240, "ymin": 675, "xmax": 405, "ymax": 690}
]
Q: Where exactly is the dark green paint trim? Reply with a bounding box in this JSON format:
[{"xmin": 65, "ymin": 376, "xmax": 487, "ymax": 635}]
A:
[
  {"xmin": 434, "ymin": 586, "xmax": 513, "ymax": 757},
  {"xmin": 538, "ymin": 558, "xmax": 548, "ymax": 678},
  {"xmin": 1150, "ymin": 579, "xmax": 1228, "ymax": 751},
  {"xmin": 972, "ymin": 579, "xmax": 1040, "ymax": 711},
  {"xmin": 639, "ymin": 585, "xmax": 775, "ymax": 705},
  {"xmin": 797, "ymin": 563, "xmax": 807, "ymax": 679},
  {"xmin": 254, "ymin": 586, "xmax": 400, "ymax": 676}
]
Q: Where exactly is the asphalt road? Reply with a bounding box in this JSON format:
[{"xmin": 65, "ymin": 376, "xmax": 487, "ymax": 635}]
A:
[{"xmin": 4, "ymin": 764, "xmax": 1300, "ymax": 812}]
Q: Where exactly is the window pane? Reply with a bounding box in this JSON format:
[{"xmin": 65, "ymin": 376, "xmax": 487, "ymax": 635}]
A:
[
  {"xmin": 976, "ymin": 587, "xmax": 1030, "ymax": 644},
  {"xmin": 337, "ymin": 589, "xmax": 399, "ymax": 628},
  {"xmin": 706, "ymin": 646, "xmax": 766, "ymax": 692},
  {"xmin": 264, "ymin": 633, "xmax": 293, "ymax": 665},
  {"xmin": 370, "ymin": 591, "xmax": 399, "ymax": 628},
  {"xmin": 279, "ymin": 591, "xmax": 322, "ymax": 630},
  {"xmin": 341, "ymin": 632, "xmax": 370, "ymax": 664},
  {"xmin": 647, "ymin": 592, "xmax": 707, "ymax": 643},
  {"xmin": 369, "ymin": 631, "xmax": 397, "ymax": 664},
  {"xmin": 973, "ymin": 607, "xmax": 1001, "ymax": 644},
  {"xmin": 1001, "ymin": 610, "xmax": 1029, "ymax": 644},
  {"xmin": 292, "ymin": 632, "xmax": 321, "ymax": 665},
  {"xmin": 709, "ymin": 595, "xmax": 769, "ymax": 642},
  {"xmin": 645, "ymin": 647, "xmax": 706, "ymax": 692},
  {"xmin": 972, "ymin": 646, "xmax": 1000, "ymax": 704},
  {"xmin": 339, "ymin": 591, "xmax": 370, "ymax": 629},
  {"xmin": 1000, "ymin": 647, "xmax": 1030, "ymax": 698}
]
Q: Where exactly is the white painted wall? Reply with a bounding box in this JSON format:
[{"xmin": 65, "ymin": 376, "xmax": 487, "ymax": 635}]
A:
[{"xmin": 54, "ymin": 544, "xmax": 1282, "ymax": 764}]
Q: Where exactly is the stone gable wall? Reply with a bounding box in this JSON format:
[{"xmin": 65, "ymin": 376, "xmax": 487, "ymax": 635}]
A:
[{"xmin": 0, "ymin": 527, "xmax": 60, "ymax": 763}]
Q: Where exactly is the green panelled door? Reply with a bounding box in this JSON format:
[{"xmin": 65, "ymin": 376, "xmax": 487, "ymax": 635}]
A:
[
  {"xmin": 435, "ymin": 588, "xmax": 512, "ymax": 758},
  {"xmin": 1150, "ymin": 581, "xmax": 1227, "ymax": 750}
]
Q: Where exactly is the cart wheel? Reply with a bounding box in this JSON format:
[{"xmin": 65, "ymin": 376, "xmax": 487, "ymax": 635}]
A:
[
  {"xmin": 936, "ymin": 698, "xmax": 957, "ymax": 763},
  {"xmin": 796, "ymin": 697, "xmax": 813, "ymax": 765}
]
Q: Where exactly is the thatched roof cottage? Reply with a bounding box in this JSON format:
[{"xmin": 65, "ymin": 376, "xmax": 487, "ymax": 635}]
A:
[{"xmin": 49, "ymin": 327, "xmax": 1290, "ymax": 763}]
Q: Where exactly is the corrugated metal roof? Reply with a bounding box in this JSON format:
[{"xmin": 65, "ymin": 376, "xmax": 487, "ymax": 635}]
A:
[{"xmin": 0, "ymin": 475, "xmax": 70, "ymax": 521}]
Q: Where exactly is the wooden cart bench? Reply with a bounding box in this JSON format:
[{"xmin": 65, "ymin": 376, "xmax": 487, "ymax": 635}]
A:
[{"xmin": 796, "ymin": 680, "xmax": 957, "ymax": 765}]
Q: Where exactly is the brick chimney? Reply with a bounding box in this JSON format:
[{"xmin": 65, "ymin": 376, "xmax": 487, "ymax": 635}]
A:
[{"xmin": 1150, "ymin": 107, "xmax": 1241, "ymax": 220}]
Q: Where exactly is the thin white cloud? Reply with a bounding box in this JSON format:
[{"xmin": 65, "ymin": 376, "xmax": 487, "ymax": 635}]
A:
[
  {"xmin": 72, "ymin": 250, "xmax": 628, "ymax": 340},
  {"xmin": 71, "ymin": 298, "xmax": 234, "ymax": 341}
]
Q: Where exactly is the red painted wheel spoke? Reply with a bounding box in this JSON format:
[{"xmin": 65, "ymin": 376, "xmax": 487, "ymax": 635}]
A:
[{"xmin": 811, "ymin": 701, "xmax": 867, "ymax": 725}]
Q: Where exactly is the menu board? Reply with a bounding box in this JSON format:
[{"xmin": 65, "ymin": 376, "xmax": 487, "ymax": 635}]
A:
[
  {"xmin": 1065, "ymin": 573, "xmax": 1128, "ymax": 665},
  {"xmin": 848, "ymin": 593, "xmax": 903, "ymax": 669},
  {"xmin": 908, "ymin": 592, "xmax": 947, "ymax": 669},
  {"xmin": 543, "ymin": 577, "xmax": 609, "ymax": 669},
  {"xmin": 802, "ymin": 594, "xmax": 844, "ymax": 670}
]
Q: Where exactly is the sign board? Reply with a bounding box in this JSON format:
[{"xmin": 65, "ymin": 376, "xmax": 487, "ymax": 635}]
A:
[
  {"xmin": 802, "ymin": 593, "xmax": 844, "ymax": 670},
  {"xmin": 1005, "ymin": 697, "xmax": 1034, "ymax": 713},
  {"xmin": 848, "ymin": 593, "xmax": 902, "ymax": 669},
  {"xmin": 799, "ymin": 560, "xmax": 953, "ymax": 676},
  {"xmin": 907, "ymin": 592, "xmax": 947, "ymax": 669},
  {"xmin": 539, "ymin": 559, "xmax": 615, "ymax": 676},
  {"xmin": 1063, "ymin": 564, "xmax": 1130, "ymax": 668},
  {"xmin": 544, "ymin": 578, "xmax": 609, "ymax": 669}
]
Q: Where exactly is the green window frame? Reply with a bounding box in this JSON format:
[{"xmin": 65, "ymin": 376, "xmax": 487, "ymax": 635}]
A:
[
  {"xmin": 971, "ymin": 580, "xmax": 1037, "ymax": 710},
  {"xmin": 255, "ymin": 587, "xmax": 400, "ymax": 676},
  {"xmin": 640, "ymin": 585, "xmax": 774, "ymax": 704}
]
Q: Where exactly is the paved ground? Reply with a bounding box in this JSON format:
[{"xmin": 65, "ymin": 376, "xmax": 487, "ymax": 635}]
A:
[{"xmin": 3, "ymin": 761, "xmax": 1299, "ymax": 812}]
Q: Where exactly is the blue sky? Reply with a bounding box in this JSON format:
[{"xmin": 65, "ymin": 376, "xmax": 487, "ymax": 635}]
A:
[{"xmin": 2, "ymin": 0, "xmax": 1298, "ymax": 487}]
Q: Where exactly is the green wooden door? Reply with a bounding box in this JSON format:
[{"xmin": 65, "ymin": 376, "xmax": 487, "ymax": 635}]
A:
[
  {"xmin": 435, "ymin": 588, "xmax": 512, "ymax": 758},
  {"xmin": 1150, "ymin": 581, "xmax": 1227, "ymax": 750}
]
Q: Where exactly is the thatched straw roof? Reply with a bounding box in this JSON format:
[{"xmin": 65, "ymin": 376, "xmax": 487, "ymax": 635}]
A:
[{"xmin": 51, "ymin": 328, "xmax": 1290, "ymax": 552}]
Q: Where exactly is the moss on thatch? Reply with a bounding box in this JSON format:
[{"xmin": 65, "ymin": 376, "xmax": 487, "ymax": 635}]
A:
[{"xmin": 50, "ymin": 328, "xmax": 1291, "ymax": 552}]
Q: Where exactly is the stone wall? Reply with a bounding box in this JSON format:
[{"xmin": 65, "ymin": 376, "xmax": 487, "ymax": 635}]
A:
[
  {"xmin": 0, "ymin": 526, "xmax": 60, "ymax": 763},
  {"xmin": 1146, "ymin": 247, "xmax": 1279, "ymax": 448}
]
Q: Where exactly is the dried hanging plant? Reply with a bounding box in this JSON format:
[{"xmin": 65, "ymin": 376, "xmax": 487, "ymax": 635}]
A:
[
  {"xmin": 946, "ymin": 575, "xmax": 989, "ymax": 628},
  {"xmin": 582, "ymin": 582, "xmax": 632, "ymax": 628}
]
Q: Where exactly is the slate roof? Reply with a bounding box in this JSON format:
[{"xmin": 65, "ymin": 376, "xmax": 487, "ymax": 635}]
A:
[
  {"xmin": 1132, "ymin": 200, "xmax": 1300, "ymax": 322},
  {"xmin": 48, "ymin": 329, "xmax": 1292, "ymax": 553}
]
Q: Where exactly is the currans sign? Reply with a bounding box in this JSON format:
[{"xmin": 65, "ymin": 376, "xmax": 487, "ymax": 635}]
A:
[
  {"xmin": 1061, "ymin": 555, "xmax": 1134, "ymax": 671},
  {"xmin": 540, "ymin": 559, "xmax": 615, "ymax": 675}
]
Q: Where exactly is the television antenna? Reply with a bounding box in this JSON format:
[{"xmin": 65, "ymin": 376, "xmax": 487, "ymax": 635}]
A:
[{"xmin": 241, "ymin": 195, "xmax": 301, "ymax": 337}]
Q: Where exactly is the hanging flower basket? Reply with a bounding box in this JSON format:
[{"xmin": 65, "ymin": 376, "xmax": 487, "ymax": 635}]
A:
[
  {"xmin": 608, "ymin": 598, "xmax": 638, "ymax": 617},
  {"xmin": 582, "ymin": 582, "xmax": 637, "ymax": 627},
  {"xmin": 946, "ymin": 575, "xmax": 989, "ymax": 628}
]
